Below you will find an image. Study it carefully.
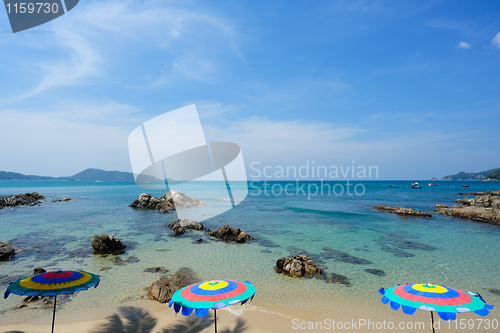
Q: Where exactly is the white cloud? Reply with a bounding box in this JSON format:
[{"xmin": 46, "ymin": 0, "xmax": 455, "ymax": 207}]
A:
[
  {"xmin": 492, "ymin": 32, "xmax": 500, "ymax": 49},
  {"xmin": 456, "ymin": 41, "xmax": 471, "ymax": 49},
  {"xmin": 5, "ymin": 0, "xmax": 240, "ymax": 100}
]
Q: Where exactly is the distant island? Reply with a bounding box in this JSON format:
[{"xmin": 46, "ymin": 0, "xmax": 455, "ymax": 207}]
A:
[
  {"xmin": 441, "ymin": 167, "xmax": 500, "ymax": 181},
  {"xmin": 0, "ymin": 168, "xmax": 134, "ymax": 181},
  {"xmin": 0, "ymin": 168, "xmax": 174, "ymax": 182}
]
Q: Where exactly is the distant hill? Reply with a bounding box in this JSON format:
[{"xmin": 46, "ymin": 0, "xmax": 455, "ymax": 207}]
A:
[
  {"xmin": 0, "ymin": 168, "xmax": 174, "ymax": 182},
  {"xmin": 66, "ymin": 168, "xmax": 134, "ymax": 181},
  {"xmin": 0, "ymin": 171, "xmax": 55, "ymax": 180},
  {"xmin": 486, "ymin": 169, "xmax": 500, "ymax": 181},
  {"xmin": 441, "ymin": 167, "xmax": 500, "ymax": 180},
  {"xmin": 0, "ymin": 168, "xmax": 134, "ymax": 181}
]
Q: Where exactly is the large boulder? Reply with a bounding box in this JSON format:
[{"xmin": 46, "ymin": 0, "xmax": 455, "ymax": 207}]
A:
[
  {"xmin": 164, "ymin": 191, "xmax": 205, "ymax": 208},
  {"xmin": 147, "ymin": 267, "xmax": 198, "ymax": 303},
  {"xmin": 0, "ymin": 192, "xmax": 45, "ymax": 209},
  {"xmin": 0, "ymin": 242, "xmax": 15, "ymax": 261},
  {"xmin": 129, "ymin": 190, "xmax": 204, "ymax": 214},
  {"xmin": 276, "ymin": 255, "xmax": 322, "ymax": 278},
  {"xmin": 209, "ymin": 225, "xmax": 253, "ymax": 243},
  {"xmin": 167, "ymin": 218, "xmax": 205, "ymax": 236},
  {"xmin": 91, "ymin": 233, "xmax": 126, "ymax": 254}
]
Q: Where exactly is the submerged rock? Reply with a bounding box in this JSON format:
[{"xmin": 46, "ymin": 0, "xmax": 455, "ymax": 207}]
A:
[
  {"xmin": 435, "ymin": 194, "xmax": 500, "ymax": 226},
  {"xmin": 321, "ymin": 248, "xmax": 372, "ymax": 265},
  {"xmin": 129, "ymin": 190, "xmax": 204, "ymax": 214},
  {"xmin": 373, "ymin": 205, "xmax": 432, "ymax": 217},
  {"xmin": 364, "ymin": 269, "xmax": 385, "ymax": 276},
  {"xmin": 276, "ymin": 255, "xmax": 322, "ymax": 278},
  {"xmin": 328, "ymin": 273, "xmax": 351, "ymax": 286},
  {"xmin": 0, "ymin": 242, "xmax": 15, "ymax": 261},
  {"xmin": 144, "ymin": 267, "xmax": 168, "ymax": 274},
  {"xmin": 147, "ymin": 267, "xmax": 198, "ymax": 303},
  {"xmin": 0, "ymin": 192, "xmax": 44, "ymax": 209},
  {"xmin": 91, "ymin": 233, "xmax": 126, "ymax": 254},
  {"xmin": 208, "ymin": 225, "xmax": 253, "ymax": 243}
]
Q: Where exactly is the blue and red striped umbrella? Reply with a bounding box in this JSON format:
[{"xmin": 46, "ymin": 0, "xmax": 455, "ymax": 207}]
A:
[{"xmin": 169, "ymin": 279, "xmax": 255, "ymax": 333}]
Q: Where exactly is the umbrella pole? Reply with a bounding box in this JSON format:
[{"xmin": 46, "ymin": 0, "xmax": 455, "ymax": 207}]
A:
[
  {"xmin": 214, "ymin": 308, "xmax": 217, "ymax": 333},
  {"xmin": 430, "ymin": 311, "xmax": 435, "ymax": 333},
  {"xmin": 51, "ymin": 295, "xmax": 57, "ymax": 333}
]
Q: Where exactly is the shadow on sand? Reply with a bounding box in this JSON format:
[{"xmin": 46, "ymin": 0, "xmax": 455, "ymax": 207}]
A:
[
  {"xmin": 89, "ymin": 306, "xmax": 157, "ymax": 333},
  {"xmin": 160, "ymin": 315, "xmax": 248, "ymax": 333},
  {"xmin": 88, "ymin": 306, "xmax": 249, "ymax": 333}
]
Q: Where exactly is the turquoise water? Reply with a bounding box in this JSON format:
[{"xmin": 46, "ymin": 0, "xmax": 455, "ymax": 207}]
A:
[{"xmin": 1, "ymin": 180, "xmax": 499, "ymax": 324}]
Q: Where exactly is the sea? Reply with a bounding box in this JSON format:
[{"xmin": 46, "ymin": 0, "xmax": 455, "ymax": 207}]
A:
[{"xmin": 1, "ymin": 180, "xmax": 499, "ymax": 326}]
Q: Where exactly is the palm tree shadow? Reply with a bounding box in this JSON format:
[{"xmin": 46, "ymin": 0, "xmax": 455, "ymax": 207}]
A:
[
  {"xmin": 88, "ymin": 306, "xmax": 157, "ymax": 333},
  {"xmin": 161, "ymin": 314, "xmax": 249, "ymax": 333}
]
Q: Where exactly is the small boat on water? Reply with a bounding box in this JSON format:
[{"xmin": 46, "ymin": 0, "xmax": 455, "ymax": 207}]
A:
[
  {"xmin": 462, "ymin": 185, "xmax": 469, "ymax": 188},
  {"xmin": 390, "ymin": 185, "xmax": 394, "ymax": 187},
  {"xmin": 427, "ymin": 183, "xmax": 437, "ymax": 186},
  {"xmin": 411, "ymin": 182, "xmax": 422, "ymax": 188}
]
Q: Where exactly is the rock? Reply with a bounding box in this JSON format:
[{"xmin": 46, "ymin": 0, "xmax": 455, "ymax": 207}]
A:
[
  {"xmin": 276, "ymin": 255, "xmax": 322, "ymax": 278},
  {"xmin": 144, "ymin": 267, "xmax": 168, "ymax": 274},
  {"xmin": 129, "ymin": 190, "xmax": 204, "ymax": 214},
  {"xmin": 457, "ymin": 190, "xmax": 500, "ymax": 196},
  {"xmin": 208, "ymin": 225, "xmax": 254, "ymax": 243},
  {"xmin": 0, "ymin": 242, "xmax": 15, "ymax": 261},
  {"xmin": 0, "ymin": 192, "xmax": 45, "ymax": 209},
  {"xmin": 34, "ymin": 267, "xmax": 46, "ymax": 275},
  {"xmin": 435, "ymin": 193, "xmax": 500, "ymax": 226},
  {"xmin": 196, "ymin": 238, "xmax": 203, "ymax": 243},
  {"xmin": 167, "ymin": 218, "xmax": 205, "ymax": 236},
  {"xmin": 61, "ymin": 197, "xmax": 72, "ymax": 201},
  {"xmin": 164, "ymin": 190, "xmax": 205, "ymax": 208},
  {"xmin": 435, "ymin": 204, "xmax": 448, "ymax": 208},
  {"xmin": 364, "ymin": 269, "xmax": 385, "ymax": 276},
  {"xmin": 146, "ymin": 267, "xmax": 198, "ymax": 303},
  {"xmin": 373, "ymin": 205, "xmax": 432, "ymax": 217},
  {"xmin": 91, "ymin": 233, "xmax": 126, "ymax": 254}
]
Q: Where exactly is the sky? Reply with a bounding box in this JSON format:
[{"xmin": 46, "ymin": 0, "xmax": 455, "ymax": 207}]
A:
[{"xmin": 0, "ymin": 0, "xmax": 499, "ymax": 180}]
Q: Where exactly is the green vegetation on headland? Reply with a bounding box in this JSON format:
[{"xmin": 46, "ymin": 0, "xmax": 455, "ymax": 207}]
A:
[
  {"xmin": 441, "ymin": 167, "xmax": 500, "ymax": 180},
  {"xmin": 0, "ymin": 168, "xmax": 134, "ymax": 181},
  {"xmin": 487, "ymin": 169, "xmax": 500, "ymax": 181}
]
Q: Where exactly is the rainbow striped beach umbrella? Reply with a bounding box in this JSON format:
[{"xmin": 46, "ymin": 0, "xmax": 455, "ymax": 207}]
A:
[
  {"xmin": 379, "ymin": 283, "xmax": 494, "ymax": 332},
  {"xmin": 169, "ymin": 279, "xmax": 255, "ymax": 333},
  {"xmin": 4, "ymin": 270, "xmax": 100, "ymax": 333}
]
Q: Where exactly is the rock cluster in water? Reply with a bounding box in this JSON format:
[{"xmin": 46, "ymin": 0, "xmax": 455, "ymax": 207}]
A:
[
  {"xmin": 373, "ymin": 205, "xmax": 432, "ymax": 217},
  {"xmin": 91, "ymin": 233, "xmax": 126, "ymax": 254},
  {"xmin": 275, "ymin": 255, "xmax": 322, "ymax": 278},
  {"xmin": 167, "ymin": 218, "xmax": 205, "ymax": 236},
  {"xmin": 208, "ymin": 225, "xmax": 254, "ymax": 243},
  {"xmin": 0, "ymin": 242, "xmax": 15, "ymax": 261},
  {"xmin": 147, "ymin": 267, "xmax": 198, "ymax": 303},
  {"xmin": 435, "ymin": 193, "xmax": 500, "ymax": 226},
  {"xmin": 129, "ymin": 190, "xmax": 204, "ymax": 214},
  {"xmin": 0, "ymin": 192, "xmax": 44, "ymax": 209}
]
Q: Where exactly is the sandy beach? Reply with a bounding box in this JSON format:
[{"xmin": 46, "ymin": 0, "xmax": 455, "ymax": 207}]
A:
[{"xmin": 2, "ymin": 294, "xmax": 498, "ymax": 333}]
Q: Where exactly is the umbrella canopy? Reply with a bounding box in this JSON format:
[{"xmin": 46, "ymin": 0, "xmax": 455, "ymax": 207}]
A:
[
  {"xmin": 169, "ymin": 279, "xmax": 255, "ymax": 333},
  {"xmin": 4, "ymin": 270, "xmax": 100, "ymax": 298},
  {"xmin": 169, "ymin": 279, "xmax": 255, "ymax": 316},
  {"xmin": 379, "ymin": 283, "xmax": 494, "ymax": 321},
  {"xmin": 4, "ymin": 270, "xmax": 100, "ymax": 333}
]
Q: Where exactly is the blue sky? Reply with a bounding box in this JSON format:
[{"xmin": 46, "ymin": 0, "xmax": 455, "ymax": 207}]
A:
[{"xmin": 0, "ymin": 0, "xmax": 499, "ymax": 179}]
